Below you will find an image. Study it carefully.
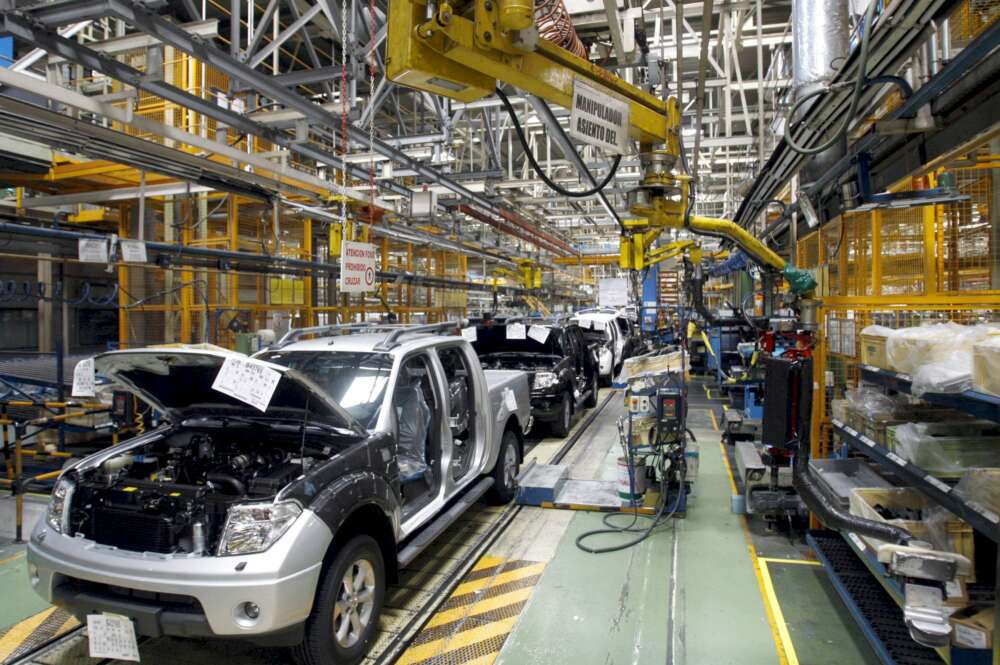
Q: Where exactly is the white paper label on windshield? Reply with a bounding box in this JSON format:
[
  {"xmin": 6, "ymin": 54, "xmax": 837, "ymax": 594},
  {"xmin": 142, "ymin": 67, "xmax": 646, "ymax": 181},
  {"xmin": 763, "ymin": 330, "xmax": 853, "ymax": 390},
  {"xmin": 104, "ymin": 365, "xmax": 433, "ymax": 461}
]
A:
[
  {"xmin": 568, "ymin": 79, "xmax": 630, "ymax": 155},
  {"xmin": 119, "ymin": 239, "xmax": 148, "ymax": 263},
  {"xmin": 87, "ymin": 613, "xmax": 140, "ymax": 662},
  {"xmin": 528, "ymin": 325, "xmax": 550, "ymax": 344},
  {"xmin": 72, "ymin": 357, "xmax": 96, "ymax": 397},
  {"xmin": 506, "ymin": 323, "xmax": 526, "ymax": 340},
  {"xmin": 78, "ymin": 238, "xmax": 109, "ymax": 263},
  {"xmin": 461, "ymin": 326, "xmax": 477, "ymax": 342},
  {"xmin": 211, "ymin": 356, "xmax": 282, "ymax": 412}
]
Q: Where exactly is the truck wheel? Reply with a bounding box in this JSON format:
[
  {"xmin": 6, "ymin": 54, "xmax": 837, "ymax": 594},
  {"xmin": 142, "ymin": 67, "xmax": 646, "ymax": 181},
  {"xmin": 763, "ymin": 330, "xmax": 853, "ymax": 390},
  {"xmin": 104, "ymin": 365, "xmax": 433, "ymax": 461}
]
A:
[
  {"xmin": 550, "ymin": 393, "xmax": 572, "ymax": 438},
  {"xmin": 487, "ymin": 429, "xmax": 520, "ymax": 504},
  {"xmin": 584, "ymin": 371, "xmax": 599, "ymax": 408},
  {"xmin": 292, "ymin": 536, "xmax": 385, "ymax": 665}
]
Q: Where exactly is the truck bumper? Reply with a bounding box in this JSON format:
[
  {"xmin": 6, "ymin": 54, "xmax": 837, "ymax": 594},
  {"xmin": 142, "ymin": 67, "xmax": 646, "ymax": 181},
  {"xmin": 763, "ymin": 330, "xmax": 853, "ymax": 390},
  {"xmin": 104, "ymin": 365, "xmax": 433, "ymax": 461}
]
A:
[{"xmin": 26, "ymin": 510, "xmax": 332, "ymax": 640}]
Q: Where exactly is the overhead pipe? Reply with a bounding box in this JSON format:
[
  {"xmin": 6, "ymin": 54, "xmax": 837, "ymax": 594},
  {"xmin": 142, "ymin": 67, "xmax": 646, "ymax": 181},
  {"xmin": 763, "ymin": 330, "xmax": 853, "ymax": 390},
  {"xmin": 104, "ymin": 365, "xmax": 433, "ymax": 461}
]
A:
[
  {"xmin": 458, "ymin": 205, "xmax": 575, "ymax": 257},
  {"xmin": 791, "ymin": 0, "xmax": 849, "ymax": 181},
  {"xmin": 0, "ymin": 219, "xmax": 565, "ymax": 297}
]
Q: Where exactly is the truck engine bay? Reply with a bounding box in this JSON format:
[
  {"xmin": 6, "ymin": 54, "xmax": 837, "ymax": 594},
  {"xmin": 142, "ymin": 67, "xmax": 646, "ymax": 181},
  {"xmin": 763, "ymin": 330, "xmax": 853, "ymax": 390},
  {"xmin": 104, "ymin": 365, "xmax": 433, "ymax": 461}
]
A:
[{"xmin": 65, "ymin": 428, "xmax": 340, "ymax": 556}]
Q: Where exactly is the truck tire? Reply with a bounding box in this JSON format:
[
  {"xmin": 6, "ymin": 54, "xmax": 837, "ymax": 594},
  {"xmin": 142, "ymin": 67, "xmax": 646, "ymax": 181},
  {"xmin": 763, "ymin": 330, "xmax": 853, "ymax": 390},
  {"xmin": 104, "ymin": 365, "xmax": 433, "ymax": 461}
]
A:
[
  {"xmin": 486, "ymin": 428, "xmax": 520, "ymax": 504},
  {"xmin": 550, "ymin": 393, "xmax": 572, "ymax": 438},
  {"xmin": 584, "ymin": 371, "xmax": 599, "ymax": 408},
  {"xmin": 292, "ymin": 535, "xmax": 385, "ymax": 665}
]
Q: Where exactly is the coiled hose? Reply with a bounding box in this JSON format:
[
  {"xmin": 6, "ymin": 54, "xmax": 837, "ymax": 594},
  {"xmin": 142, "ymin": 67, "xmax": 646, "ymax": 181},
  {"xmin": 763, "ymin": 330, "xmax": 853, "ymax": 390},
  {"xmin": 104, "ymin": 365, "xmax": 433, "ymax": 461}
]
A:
[{"xmin": 535, "ymin": 0, "xmax": 587, "ymax": 58}]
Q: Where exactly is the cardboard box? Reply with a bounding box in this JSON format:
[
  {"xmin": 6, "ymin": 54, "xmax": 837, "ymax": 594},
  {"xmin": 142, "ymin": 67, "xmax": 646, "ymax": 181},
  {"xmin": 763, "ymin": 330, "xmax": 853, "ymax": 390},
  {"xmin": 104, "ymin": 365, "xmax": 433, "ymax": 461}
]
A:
[{"xmin": 951, "ymin": 606, "xmax": 994, "ymax": 650}]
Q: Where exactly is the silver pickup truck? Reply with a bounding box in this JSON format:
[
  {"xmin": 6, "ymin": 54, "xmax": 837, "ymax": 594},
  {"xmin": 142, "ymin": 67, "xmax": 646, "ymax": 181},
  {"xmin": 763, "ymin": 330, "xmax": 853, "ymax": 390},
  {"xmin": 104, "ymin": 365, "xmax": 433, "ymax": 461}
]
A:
[{"xmin": 26, "ymin": 323, "xmax": 532, "ymax": 665}]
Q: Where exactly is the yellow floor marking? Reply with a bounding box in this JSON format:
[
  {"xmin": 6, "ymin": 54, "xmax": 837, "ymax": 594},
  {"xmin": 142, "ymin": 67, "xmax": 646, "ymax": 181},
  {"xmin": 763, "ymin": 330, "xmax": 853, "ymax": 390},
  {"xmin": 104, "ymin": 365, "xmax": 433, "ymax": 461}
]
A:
[
  {"xmin": 0, "ymin": 607, "xmax": 56, "ymax": 661},
  {"xmin": 708, "ymin": 409, "xmax": 720, "ymax": 432},
  {"xmin": 472, "ymin": 555, "xmax": 505, "ymax": 572},
  {"xmin": 425, "ymin": 586, "xmax": 534, "ymax": 629},
  {"xmin": 759, "ymin": 560, "xmax": 801, "ymax": 665},
  {"xmin": 55, "ymin": 614, "xmax": 80, "ymax": 636},
  {"xmin": 717, "ymin": 437, "xmax": 792, "ymax": 665},
  {"xmin": 450, "ymin": 562, "xmax": 546, "ymax": 598},
  {"xmin": 718, "ymin": 440, "xmax": 738, "ymax": 497},
  {"xmin": 0, "ymin": 551, "xmax": 25, "ymax": 566},
  {"xmin": 396, "ymin": 615, "xmax": 519, "ymax": 664},
  {"xmin": 758, "ymin": 557, "xmax": 821, "ymax": 567}
]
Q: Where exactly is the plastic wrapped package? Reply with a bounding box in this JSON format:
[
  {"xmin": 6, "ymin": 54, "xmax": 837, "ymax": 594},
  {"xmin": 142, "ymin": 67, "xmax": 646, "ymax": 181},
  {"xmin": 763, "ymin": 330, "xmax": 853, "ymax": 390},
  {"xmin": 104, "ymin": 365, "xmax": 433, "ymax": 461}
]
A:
[
  {"xmin": 972, "ymin": 336, "xmax": 1000, "ymax": 396},
  {"xmin": 886, "ymin": 323, "xmax": 1000, "ymax": 396},
  {"xmin": 845, "ymin": 386, "xmax": 897, "ymax": 419},
  {"xmin": 893, "ymin": 422, "xmax": 1000, "ymax": 478},
  {"xmin": 616, "ymin": 350, "xmax": 688, "ymax": 386},
  {"xmin": 861, "ymin": 325, "xmax": 895, "ymax": 337},
  {"xmin": 954, "ymin": 468, "xmax": 1000, "ymax": 519},
  {"xmin": 923, "ymin": 504, "xmax": 976, "ymax": 581}
]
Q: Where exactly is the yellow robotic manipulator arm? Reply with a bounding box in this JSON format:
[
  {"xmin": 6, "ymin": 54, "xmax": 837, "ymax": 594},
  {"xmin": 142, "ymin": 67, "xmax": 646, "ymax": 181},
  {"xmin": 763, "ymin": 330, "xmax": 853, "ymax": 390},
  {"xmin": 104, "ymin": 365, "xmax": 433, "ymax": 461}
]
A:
[{"xmin": 385, "ymin": 0, "xmax": 815, "ymax": 293}]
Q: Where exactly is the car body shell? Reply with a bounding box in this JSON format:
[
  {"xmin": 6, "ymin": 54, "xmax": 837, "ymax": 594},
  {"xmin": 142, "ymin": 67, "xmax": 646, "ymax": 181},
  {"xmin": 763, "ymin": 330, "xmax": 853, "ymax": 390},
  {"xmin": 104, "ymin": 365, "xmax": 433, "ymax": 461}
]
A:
[{"xmin": 27, "ymin": 334, "xmax": 531, "ymax": 642}]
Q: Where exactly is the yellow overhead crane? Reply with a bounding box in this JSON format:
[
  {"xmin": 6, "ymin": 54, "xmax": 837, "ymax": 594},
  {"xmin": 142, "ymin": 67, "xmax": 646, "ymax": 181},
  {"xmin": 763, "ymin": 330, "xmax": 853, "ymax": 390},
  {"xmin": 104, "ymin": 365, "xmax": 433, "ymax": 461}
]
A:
[
  {"xmin": 386, "ymin": 0, "xmax": 815, "ymax": 292},
  {"xmin": 553, "ymin": 239, "xmax": 698, "ymax": 268}
]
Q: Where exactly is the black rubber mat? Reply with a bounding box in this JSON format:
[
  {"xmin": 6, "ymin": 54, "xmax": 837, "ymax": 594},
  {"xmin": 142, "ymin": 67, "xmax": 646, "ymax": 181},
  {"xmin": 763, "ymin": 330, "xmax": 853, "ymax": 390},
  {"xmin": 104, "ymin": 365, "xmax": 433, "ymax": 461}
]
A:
[{"xmin": 809, "ymin": 530, "xmax": 944, "ymax": 665}]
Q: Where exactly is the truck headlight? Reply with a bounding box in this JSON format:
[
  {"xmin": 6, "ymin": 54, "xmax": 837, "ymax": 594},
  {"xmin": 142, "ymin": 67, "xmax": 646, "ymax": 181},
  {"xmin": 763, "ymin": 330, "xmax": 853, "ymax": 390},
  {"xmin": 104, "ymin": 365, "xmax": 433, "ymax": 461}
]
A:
[
  {"xmin": 218, "ymin": 501, "xmax": 302, "ymax": 556},
  {"xmin": 46, "ymin": 477, "xmax": 75, "ymax": 534},
  {"xmin": 533, "ymin": 372, "xmax": 559, "ymax": 390}
]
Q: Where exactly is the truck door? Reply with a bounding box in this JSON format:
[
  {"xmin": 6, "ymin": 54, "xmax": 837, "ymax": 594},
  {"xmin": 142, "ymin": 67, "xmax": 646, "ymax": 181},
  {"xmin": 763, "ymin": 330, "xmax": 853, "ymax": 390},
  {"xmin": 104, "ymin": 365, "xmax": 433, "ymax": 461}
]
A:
[{"xmin": 436, "ymin": 345, "xmax": 480, "ymax": 484}]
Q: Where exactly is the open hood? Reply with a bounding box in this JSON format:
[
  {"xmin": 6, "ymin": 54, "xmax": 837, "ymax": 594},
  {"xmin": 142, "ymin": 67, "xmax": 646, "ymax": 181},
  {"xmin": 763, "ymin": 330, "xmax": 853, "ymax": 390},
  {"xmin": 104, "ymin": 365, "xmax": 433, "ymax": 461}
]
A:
[{"xmin": 95, "ymin": 347, "xmax": 365, "ymax": 434}]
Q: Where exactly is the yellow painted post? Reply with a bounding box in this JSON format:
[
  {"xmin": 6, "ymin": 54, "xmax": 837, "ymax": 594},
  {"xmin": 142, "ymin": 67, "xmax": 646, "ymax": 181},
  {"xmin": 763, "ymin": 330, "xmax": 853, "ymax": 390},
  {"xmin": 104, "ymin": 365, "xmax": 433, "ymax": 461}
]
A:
[
  {"xmin": 871, "ymin": 210, "xmax": 882, "ymax": 296},
  {"xmin": 838, "ymin": 220, "xmax": 848, "ymax": 296},
  {"xmin": 180, "ymin": 199, "xmax": 193, "ymax": 343},
  {"xmin": 118, "ymin": 205, "xmax": 130, "ymax": 348},
  {"xmin": 15, "ymin": 187, "xmax": 23, "ymax": 216},
  {"xmin": 924, "ymin": 174, "xmax": 938, "ymax": 295},
  {"xmin": 228, "ymin": 195, "xmax": 239, "ymax": 318},
  {"xmin": 303, "ymin": 217, "xmax": 314, "ymax": 327}
]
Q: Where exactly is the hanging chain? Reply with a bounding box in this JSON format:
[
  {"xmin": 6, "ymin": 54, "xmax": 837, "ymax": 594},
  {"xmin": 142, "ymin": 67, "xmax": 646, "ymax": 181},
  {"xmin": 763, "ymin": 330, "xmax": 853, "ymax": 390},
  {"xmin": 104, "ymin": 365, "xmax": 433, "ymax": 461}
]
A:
[
  {"xmin": 367, "ymin": 0, "xmax": 378, "ymax": 218},
  {"xmin": 339, "ymin": 0, "xmax": 349, "ymax": 224}
]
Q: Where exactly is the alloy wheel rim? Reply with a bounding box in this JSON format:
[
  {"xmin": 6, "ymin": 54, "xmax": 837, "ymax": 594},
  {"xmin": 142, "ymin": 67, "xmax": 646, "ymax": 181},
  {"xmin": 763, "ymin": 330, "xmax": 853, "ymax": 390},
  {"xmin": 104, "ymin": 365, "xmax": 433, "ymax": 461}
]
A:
[
  {"xmin": 332, "ymin": 558, "xmax": 376, "ymax": 648},
  {"xmin": 503, "ymin": 442, "xmax": 518, "ymax": 488}
]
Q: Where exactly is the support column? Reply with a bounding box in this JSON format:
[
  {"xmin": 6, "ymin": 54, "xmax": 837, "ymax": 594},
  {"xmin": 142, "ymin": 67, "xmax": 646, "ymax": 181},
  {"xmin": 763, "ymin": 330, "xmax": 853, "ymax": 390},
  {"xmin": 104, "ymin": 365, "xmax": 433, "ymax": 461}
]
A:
[
  {"xmin": 990, "ymin": 139, "xmax": 1000, "ymax": 289},
  {"xmin": 923, "ymin": 174, "xmax": 939, "ymax": 295},
  {"xmin": 118, "ymin": 205, "xmax": 130, "ymax": 347},
  {"xmin": 871, "ymin": 210, "xmax": 882, "ymax": 296},
  {"xmin": 303, "ymin": 217, "xmax": 314, "ymax": 327}
]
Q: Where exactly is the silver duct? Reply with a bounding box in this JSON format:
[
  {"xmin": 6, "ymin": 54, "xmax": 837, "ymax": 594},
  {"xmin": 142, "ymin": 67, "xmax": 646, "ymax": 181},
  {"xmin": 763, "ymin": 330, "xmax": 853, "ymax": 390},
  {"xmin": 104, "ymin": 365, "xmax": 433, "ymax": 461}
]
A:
[{"xmin": 792, "ymin": 0, "xmax": 850, "ymax": 182}]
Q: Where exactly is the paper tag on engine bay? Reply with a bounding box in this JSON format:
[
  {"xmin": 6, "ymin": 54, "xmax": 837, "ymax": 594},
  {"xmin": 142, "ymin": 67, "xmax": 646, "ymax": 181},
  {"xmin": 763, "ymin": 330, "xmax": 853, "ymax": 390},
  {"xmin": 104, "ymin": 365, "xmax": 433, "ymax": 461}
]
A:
[
  {"xmin": 87, "ymin": 613, "xmax": 140, "ymax": 662},
  {"xmin": 211, "ymin": 356, "xmax": 282, "ymax": 412}
]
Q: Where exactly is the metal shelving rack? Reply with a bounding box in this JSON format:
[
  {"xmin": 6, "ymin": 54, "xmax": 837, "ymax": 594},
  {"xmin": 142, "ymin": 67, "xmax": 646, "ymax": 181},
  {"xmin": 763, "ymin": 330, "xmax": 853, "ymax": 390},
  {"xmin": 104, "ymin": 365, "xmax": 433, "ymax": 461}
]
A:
[{"xmin": 823, "ymin": 363, "xmax": 1000, "ymax": 665}]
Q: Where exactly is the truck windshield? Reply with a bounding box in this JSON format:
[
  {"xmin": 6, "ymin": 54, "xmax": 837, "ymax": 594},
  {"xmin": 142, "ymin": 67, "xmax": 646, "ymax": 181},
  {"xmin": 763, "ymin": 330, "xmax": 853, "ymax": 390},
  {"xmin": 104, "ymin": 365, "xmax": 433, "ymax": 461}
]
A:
[{"xmin": 259, "ymin": 351, "xmax": 394, "ymax": 427}]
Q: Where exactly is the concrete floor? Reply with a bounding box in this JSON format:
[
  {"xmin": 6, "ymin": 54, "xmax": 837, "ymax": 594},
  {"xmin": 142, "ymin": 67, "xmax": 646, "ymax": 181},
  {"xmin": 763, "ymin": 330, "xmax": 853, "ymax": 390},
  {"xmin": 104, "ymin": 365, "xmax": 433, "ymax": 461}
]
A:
[{"xmin": 0, "ymin": 381, "xmax": 879, "ymax": 665}]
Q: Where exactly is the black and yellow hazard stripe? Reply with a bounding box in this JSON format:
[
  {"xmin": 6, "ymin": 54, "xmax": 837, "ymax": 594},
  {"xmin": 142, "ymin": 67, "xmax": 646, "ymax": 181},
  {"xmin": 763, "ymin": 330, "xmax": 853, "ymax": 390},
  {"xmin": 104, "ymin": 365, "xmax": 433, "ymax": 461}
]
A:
[
  {"xmin": 0, "ymin": 607, "xmax": 79, "ymax": 663},
  {"xmin": 396, "ymin": 555, "xmax": 544, "ymax": 665}
]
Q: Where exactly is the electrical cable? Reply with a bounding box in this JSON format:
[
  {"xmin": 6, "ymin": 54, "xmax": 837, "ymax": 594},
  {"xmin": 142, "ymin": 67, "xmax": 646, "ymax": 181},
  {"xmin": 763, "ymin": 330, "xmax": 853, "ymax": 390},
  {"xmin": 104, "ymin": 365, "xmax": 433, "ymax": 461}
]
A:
[
  {"xmin": 784, "ymin": 0, "xmax": 879, "ymax": 155},
  {"xmin": 495, "ymin": 86, "xmax": 622, "ymax": 199}
]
